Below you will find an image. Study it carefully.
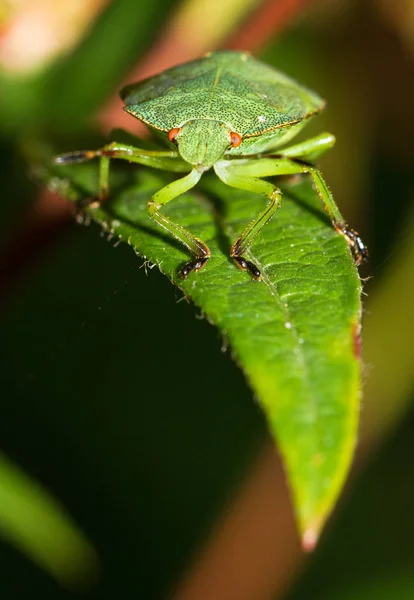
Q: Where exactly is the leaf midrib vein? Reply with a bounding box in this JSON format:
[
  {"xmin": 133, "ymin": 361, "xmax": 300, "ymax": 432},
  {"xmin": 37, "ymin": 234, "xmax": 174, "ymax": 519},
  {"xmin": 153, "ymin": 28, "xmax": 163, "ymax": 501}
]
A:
[{"xmin": 239, "ymin": 242, "xmax": 319, "ymax": 435}]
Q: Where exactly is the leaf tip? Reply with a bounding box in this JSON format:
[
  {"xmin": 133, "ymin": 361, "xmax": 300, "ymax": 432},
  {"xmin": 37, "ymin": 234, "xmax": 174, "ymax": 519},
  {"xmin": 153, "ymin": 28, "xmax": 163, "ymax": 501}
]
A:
[{"xmin": 301, "ymin": 527, "xmax": 319, "ymax": 553}]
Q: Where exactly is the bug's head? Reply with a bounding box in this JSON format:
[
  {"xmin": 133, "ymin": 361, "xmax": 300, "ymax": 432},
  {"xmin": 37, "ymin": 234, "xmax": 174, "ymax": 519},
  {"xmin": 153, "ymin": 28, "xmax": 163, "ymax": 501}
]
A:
[{"xmin": 169, "ymin": 120, "xmax": 240, "ymax": 172}]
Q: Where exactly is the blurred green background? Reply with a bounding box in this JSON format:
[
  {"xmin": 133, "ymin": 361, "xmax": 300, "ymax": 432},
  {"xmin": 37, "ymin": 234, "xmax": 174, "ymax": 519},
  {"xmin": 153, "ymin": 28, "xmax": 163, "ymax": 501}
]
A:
[{"xmin": 1, "ymin": 0, "xmax": 413, "ymax": 598}]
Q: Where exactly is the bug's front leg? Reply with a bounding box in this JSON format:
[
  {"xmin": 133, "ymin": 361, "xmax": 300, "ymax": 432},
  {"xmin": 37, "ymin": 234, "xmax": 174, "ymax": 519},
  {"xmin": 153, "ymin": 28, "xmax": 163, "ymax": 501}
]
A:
[
  {"xmin": 53, "ymin": 141, "xmax": 190, "ymax": 210},
  {"xmin": 214, "ymin": 164, "xmax": 283, "ymax": 279},
  {"xmin": 147, "ymin": 170, "xmax": 211, "ymax": 278}
]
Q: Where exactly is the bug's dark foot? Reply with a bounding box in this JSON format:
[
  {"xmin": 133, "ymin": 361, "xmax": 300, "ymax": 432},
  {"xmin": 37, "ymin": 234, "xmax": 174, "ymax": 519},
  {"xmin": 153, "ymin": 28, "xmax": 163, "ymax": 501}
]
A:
[
  {"xmin": 73, "ymin": 197, "xmax": 104, "ymax": 224},
  {"xmin": 233, "ymin": 256, "xmax": 261, "ymax": 280},
  {"xmin": 76, "ymin": 197, "xmax": 101, "ymax": 211},
  {"xmin": 53, "ymin": 150, "xmax": 96, "ymax": 165},
  {"xmin": 179, "ymin": 257, "xmax": 209, "ymax": 278},
  {"xmin": 74, "ymin": 198, "xmax": 101, "ymax": 222},
  {"xmin": 335, "ymin": 224, "xmax": 368, "ymax": 266}
]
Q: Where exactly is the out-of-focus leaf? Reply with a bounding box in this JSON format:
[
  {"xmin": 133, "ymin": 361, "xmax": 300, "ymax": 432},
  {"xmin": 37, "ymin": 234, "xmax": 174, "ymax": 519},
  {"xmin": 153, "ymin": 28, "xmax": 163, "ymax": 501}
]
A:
[
  {"xmin": 361, "ymin": 206, "xmax": 414, "ymax": 445},
  {"xmin": 376, "ymin": 0, "xmax": 414, "ymax": 52},
  {"xmin": 0, "ymin": 0, "xmax": 175, "ymax": 134},
  {"xmin": 320, "ymin": 570, "xmax": 414, "ymax": 600},
  {"xmin": 0, "ymin": 453, "xmax": 98, "ymax": 588},
  {"xmin": 33, "ymin": 138, "xmax": 363, "ymax": 542}
]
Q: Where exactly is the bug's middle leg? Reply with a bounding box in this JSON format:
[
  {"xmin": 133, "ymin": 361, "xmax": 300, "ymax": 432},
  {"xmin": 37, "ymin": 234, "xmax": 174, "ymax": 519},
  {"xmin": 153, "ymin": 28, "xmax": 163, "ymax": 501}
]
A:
[{"xmin": 214, "ymin": 165, "xmax": 283, "ymax": 279}]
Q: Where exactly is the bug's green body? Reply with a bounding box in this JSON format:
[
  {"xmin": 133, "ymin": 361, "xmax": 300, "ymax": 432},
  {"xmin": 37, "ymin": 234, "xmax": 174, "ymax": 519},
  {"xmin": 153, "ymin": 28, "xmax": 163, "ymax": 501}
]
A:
[
  {"xmin": 122, "ymin": 51, "xmax": 324, "ymax": 167},
  {"xmin": 54, "ymin": 51, "xmax": 367, "ymax": 277}
]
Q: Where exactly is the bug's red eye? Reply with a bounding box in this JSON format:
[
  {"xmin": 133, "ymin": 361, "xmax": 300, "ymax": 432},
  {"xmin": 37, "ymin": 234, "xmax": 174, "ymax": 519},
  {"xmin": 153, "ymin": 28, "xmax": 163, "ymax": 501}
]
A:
[
  {"xmin": 230, "ymin": 132, "xmax": 242, "ymax": 147},
  {"xmin": 168, "ymin": 127, "xmax": 181, "ymax": 142}
]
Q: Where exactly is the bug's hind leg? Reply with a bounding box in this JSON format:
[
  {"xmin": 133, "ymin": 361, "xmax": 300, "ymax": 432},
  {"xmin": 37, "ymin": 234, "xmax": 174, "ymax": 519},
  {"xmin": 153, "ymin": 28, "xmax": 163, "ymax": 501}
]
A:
[
  {"xmin": 278, "ymin": 132, "xmax": 336, "ymax": 162},
  {"xmin": 302, "ymin": 165, "xmax": 368, "ymax": 265},
  {"xmin": 217, "ymin": 156, "xmax": 368, "ymax": 267}
]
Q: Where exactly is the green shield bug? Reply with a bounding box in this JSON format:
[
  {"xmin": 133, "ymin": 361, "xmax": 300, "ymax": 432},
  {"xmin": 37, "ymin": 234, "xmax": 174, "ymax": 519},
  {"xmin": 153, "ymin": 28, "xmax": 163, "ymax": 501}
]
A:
[{"xmin": 54, "ymin": 50, "xmax": 367, "ymax": 279}]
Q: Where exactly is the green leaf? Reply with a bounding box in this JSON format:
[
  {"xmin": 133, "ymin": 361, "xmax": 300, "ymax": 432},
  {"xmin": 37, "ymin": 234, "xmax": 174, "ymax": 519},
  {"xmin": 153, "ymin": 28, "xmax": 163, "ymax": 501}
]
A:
[
  {"xmin": 34, "ymin": 142, "xmax": 362, "ymax": 544},
  {"xmin": 0, "ymin": 452, "xmax": 98, "ymax": 588}
]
